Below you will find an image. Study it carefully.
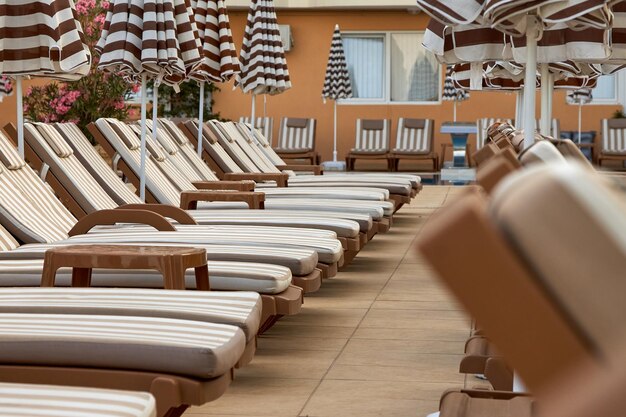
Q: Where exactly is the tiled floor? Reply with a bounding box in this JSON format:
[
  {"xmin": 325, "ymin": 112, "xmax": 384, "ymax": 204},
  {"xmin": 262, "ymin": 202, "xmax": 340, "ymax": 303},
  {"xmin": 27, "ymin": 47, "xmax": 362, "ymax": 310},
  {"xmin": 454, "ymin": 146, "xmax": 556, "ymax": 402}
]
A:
[{"xmin": 188, "ymin": 186, "xmax": 471, "ymax": 417}]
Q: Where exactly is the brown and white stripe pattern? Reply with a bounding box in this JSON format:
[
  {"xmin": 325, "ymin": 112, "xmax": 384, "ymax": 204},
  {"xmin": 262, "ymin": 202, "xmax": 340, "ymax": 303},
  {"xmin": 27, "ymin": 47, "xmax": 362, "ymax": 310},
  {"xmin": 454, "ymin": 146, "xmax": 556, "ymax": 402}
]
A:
[
  {"xmin": 0, "ymin": 0, "xmax": 90, "ymax": 77},
  {"xmin": 602, "ymin": 118, "xmax": 626, "ymax": 154},
  {"xmin": 476, "ymin": 118, "xmax": 514, "ymax": 148},
  {"xmin": 321, "ymin": 25, "xmax": 353, "ymax": 102},
  {"xmin": 566, "ymin": 87, "xmax": 593, "ymax": 104},
  {"xmin": 353, "ymin": 119, "xmax": 390, "ymax": 152},
  {"xmin": 277, "ymin": 118, "xmax": 316, "ymax": 151},
  {"xmin": 189, "ymin": 0, "xmax": 240, "ymax": 83},
  {"xmin": 96, "ymin": 0, "xmax": 201, "ymax": 86},
  {"xmin": 235, "ymin": 0, "xmax": 291, "ymax": 95},
  {"xmin": 240, "ymin": 117, "xmax": 273, "ymax": 144},
  {"xmin": 393, "ymin": 119, "xmax": 433, "ymax": 154}
]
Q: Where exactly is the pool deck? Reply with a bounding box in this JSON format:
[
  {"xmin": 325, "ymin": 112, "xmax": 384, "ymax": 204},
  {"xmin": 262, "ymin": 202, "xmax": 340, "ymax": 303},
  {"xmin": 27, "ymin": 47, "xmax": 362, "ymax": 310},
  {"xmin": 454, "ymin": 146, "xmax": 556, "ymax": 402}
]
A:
[{"xmin": 189, "ymin": 185, "xmax": 471, "ymax": 417}]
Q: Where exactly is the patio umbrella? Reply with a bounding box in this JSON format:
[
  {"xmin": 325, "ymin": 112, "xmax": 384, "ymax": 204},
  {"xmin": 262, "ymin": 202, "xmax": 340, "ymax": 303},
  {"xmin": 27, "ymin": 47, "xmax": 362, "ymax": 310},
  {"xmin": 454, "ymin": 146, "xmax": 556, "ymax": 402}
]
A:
[
  {"xmin": 236, "ymin": 0, "xmax": 291, "ymax": 129},
  {"xmin": 442, "ymin": 65, "xmax": 469, "ymax": 121},
  {"xmin": 0, "ymin": 0, "xmax": 91, "ymax": 158},
  {"xmin": 189, "ymin": 0, "xmax": 240, "ymax": 156},
  {"xmin": 0, "ymin": 77, "xmax": 12, "ymax": 102},
  {"xmin": 322, "ymin": 24, "xmax": 353, "ymax": 164},
  {"xmin": 97, "ymin": 0, "xmax": 201, "ymax": 201},
  {"xmin": 567, "ymin": 88, "xmax": 593, "ymax": 143},
  {"xmin": 418, "ymin": 0, "xmax": 618, "ymax": 147}
]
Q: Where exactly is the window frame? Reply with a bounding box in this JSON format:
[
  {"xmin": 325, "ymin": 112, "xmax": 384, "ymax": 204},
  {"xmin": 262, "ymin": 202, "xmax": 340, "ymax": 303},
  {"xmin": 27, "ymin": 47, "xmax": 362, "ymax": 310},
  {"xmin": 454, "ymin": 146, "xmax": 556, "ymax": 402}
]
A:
[
  {"xmin": 568, "ymin": 72, "xmax": 624, "ymax": 106},
  {"xmin": 339, "ymin": 30, "xmax": 442, "ymax": 106}
]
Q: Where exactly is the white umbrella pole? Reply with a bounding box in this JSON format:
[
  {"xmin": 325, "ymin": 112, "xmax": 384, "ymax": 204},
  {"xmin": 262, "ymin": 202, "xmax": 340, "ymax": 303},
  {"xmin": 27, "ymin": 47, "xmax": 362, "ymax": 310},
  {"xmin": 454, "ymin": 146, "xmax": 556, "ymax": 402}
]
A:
[
  {"xmin": 152, "ymin": 84, "xmax": 158, "ymax": 142},
  {"xmin": 523, "ymin": 16, "xmax": 539, "ymax": 148},
  {"xmin": 578, "ymin": 102, "xmax": 583, "ymax": 144},
  {"xmin": 453, "ymin": 100, "xmax": 457, "ymax": 122},
  {"xmin": 197, "ymin": 82, "xmax": 205, "ymax": 156},
  {"xmin": 540, "ymin": 64, "xmax": 550, "ymax": 135},
  {"xmin": 515, "ymin": 91, "xmax": 523, "ymax": 127},
  {"xmin": 251, "ymin": 95, "xmax": 256, "ymax": 129},
  {"xmin": 16, "ymin": 76, "xmax": 24, "ymax": 158},
  {"xmin": 263, "ymin": 95, "xmax": 267, "ymax": 118},
  {"xmin": 139, "ymin": 74, "xmax": 148, "ymax": 202},
  {"xmin": 333, "ymin": 100, "xmax": 338, "ymax": 162}
]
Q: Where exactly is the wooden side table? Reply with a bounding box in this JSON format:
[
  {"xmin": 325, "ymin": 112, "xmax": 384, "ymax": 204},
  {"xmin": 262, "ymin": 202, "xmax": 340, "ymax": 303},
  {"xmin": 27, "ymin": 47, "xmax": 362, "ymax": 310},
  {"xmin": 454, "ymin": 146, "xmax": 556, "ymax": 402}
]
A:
[{"xmin": 41, "ymin": 245, "xmax": 209, "ymax": 291}]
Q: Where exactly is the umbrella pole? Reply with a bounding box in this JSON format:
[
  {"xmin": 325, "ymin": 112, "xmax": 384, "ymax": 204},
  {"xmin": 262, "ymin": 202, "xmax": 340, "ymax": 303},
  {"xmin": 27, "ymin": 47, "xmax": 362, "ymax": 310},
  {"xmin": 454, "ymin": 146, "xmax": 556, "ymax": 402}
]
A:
[
  {"xmin": 152, "ymin": 84, "xmax": 158, "ymax": 142},
  {"xmin": 139, "ymin": 74, "xmax": 148, "ymax": 202},
  {"xmin": 453, "ymin": 100, "xmax": 457, "ymax": 122},
  {"xmin": 333, "ymin": 100, "xmax": 338, "ymax": 162},
  {"xmin": 540, "ymin": 64, "xmax": 550, "ymax": 135},
  {"xmin": 578, "ymin": 102, "xmax": 583, "ymax": 144},
  {"xmin": 15, "ymin": 76, "xmax": 25, "ymax": 158},
  {"xmin": 263, "ymin": 95, "xmax": 267, "ymax": 118},
  {"xmin": 515, "ymin": 91, "xmax": 523, "ymax": 127},
  {"xmin": 523, "ymin": 16, "xmax": 539, "ymax": 149},
  {"xmin": 197, "ymin": 82, "xmax": 205, "ymax": 156},
  {"xmin": 251, "ymin": 94, "xmax": 256, "ymax": 129}
]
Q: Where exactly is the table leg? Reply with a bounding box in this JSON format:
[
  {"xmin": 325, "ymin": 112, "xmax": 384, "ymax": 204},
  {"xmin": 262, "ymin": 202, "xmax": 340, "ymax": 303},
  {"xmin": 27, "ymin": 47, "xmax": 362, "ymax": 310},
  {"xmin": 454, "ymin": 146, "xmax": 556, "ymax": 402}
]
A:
[
  {"xmin": 71, "ymin": 267, "xmax": 92, "ymax": 287},
  {"xmin": 195, "ymin": 265, "xmax": 210, "ymax": 291},
  {"xmin": 451, "ymin": 134, "xmax": 469, "ymax": 167}
]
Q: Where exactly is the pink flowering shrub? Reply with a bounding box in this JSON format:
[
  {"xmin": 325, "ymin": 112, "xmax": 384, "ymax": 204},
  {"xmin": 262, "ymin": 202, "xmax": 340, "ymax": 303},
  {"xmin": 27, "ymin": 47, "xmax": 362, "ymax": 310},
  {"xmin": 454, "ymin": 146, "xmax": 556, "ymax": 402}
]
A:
[{"xmin": 23, "ymin": 0, "xmax": 136, "ymax": 140}]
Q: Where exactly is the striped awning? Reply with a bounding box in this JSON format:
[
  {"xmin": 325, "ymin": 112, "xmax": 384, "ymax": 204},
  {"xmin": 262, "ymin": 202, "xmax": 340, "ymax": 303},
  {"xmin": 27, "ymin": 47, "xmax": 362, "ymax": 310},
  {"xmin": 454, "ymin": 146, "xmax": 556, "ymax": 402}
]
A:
[
  {"xmin": 236, "ymin": 0, "xmax": 291, "ymax": 95},
  {"xmin": 443, "ymin": 65, "xmax": 470, "ymax": 101},
  {"xmin": 321, "ymin": 25, "xmax": 353, "ymax": 102},
  {"xmin": 189, "ymin": 0, "xmax": 240, "ymax": 83},
  {"xmin": 96, "ymin": 0, "xmax": 202, "ymax": 87},
  {"xmin": 0, "ymin": 0, "xmax": 91, "ymax": 79}
]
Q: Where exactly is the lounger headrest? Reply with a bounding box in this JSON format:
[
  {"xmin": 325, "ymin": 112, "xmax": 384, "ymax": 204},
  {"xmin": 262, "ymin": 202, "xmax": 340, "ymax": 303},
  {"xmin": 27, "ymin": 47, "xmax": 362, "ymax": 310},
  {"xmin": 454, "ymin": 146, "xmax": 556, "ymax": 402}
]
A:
[
  {"xmin": 607, "ymin": 118, "xmax": 626, "ymax": 129},
  {"xmin": 201, "ymin": 123, "xmax": 218, "ymax": 144},
  {"xmin": 519, "ymin": 140, "xmax": 566, "ymax": 166},
  {"xmin": 0, "ymin": 131, "xmax": 26, "ymax": 170},
  {"xmin": 154, "ymin": 130, "xmax": 178, "ymax": 154},
  {"xmin": 286, "ymin": 118, "xmax": 309, "ymax": 128},
  {"xmin": 217, "ymin": 122, "xmax": 236, "ymax": 143},
  {"xmin": 109, "ymin": 119, "xmax": 140, "ymax": 151},
  {"xmin": 146, "ymin": 138, "xmax": 167, "ymax": 162},
  {"xmin": 361, "ymin": 120, "xmax": 385, "ymax": 131},
  {"xmin": 158, "ymin": 119, "xmax": 188, "ymax": 146},
  {"xmin": 34, "ymin": 123, "xmax": 74, "ymax": 158},
  {"xmin": 403, "ymin": 118, "xmax": 426, "ymax": 129}
]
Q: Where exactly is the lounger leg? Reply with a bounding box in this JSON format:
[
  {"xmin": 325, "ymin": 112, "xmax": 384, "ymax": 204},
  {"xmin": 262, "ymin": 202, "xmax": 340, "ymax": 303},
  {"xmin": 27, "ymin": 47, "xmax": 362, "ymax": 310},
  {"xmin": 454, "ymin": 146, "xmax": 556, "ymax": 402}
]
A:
[
  {"xmin": 71, "ymin": 267, "xmax": 92, "ymax": 287},
  {"xmin": 162, "ymin": 404, "xmax": 189, "ymax": 417},
  {"xmin": 194, "ymin": 266, "xmax": 211, "ymax": 291}
]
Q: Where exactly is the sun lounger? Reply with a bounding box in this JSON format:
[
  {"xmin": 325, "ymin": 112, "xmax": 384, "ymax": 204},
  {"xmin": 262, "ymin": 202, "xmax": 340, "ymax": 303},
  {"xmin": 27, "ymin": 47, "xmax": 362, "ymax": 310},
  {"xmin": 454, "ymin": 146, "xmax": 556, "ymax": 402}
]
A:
[
  {"xmin": 436, "ymin": 390, "xmax": 534, "ymax": 417},
  {"xmin": 276, "ymin": 117, "xmax": 319, "ymax": 164},
  {"xmin": 598, "ymin": 118, "xmax": 626, "ymax": 167},
  {"xmin": 389, "ymin": 118, "xmax": 437, "ymax": 171},
  {"xmin": 346, "ymin": 119, "xmax": 391, "ymax": 171},
  {"xmin": 418, "ymin": 162, "xmax": 626, "ymax": 391},
  {"xmin": 239, "ymin": 116, "xmax": 273, "ymax": 145},
  {"xmin": 0, "ymin": 383, "xmax": 156, "ymax": 417},
  {"xmin": 535, "ymin": 118, "xmax": 561, "ymax": 139}
]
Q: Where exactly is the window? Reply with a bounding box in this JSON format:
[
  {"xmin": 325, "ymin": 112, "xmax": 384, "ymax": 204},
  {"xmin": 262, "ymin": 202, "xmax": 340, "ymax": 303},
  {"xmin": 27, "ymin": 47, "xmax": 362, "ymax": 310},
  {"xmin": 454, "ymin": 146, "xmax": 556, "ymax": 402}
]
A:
[
  {"xmin": 592, "ymin": 74, "xmax": 617, "ymax": 102},
  {"xmin": 342, "ymin": 32, "xmax": 440, "ymax": 104}
]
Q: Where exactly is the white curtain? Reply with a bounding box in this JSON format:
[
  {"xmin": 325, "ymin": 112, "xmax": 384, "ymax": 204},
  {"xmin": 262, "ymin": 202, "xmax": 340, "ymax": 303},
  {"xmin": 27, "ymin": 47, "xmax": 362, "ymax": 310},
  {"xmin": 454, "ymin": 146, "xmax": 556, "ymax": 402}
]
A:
[
  {"xmin": 343, "ymin": 36, "xmax": 384, "ymax": 99},
  {"xmin": 391, "ymin": 33, "xmax": 439, "ymax": 102}
]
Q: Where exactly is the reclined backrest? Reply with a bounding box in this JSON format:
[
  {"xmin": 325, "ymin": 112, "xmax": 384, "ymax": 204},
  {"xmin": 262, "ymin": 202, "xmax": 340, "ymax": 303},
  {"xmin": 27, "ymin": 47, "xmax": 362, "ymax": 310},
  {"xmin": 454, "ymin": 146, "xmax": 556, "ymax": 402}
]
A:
[
  {"xmin": 354, "ymin": 119, "xmax": 390, "ymax": 152},
  {"xmin": 277, "ymin": 117, "xmax": 316, "ymax": 151},
  {"xmin": 394, "ymin": 118, "xmax": 433, "ymax": 154},
  {"xmin": 181, "ymin": 120, "xmax": 245, "ymax": 175},
  {"xmin": 550, "ymin": 138, "xmax": 593, "ymax": 167},
  {"xmin": 419, "ymin": 163, "xmax": 626, "ymax": 392},
  {"xmin": 239, "ymin": 116, "xmax": 273, "ymax": 145},
  {"xmin": 518, "ymin": 140, "xmax": 566, "ymax": 166},
  {"xmin": 54, "ymin": 123, "xmax": 143, "ymax": 206},
  {"xmin": 207, "ymin": 121, "xmax": 264, "ymax": 173},
  {"xmin": 239, "ymin": 123, "xmax": 287, "ymax": 166},
  {"xmin": 601, "ymin": 118, "xmax": 626, "ymax": 154},
  {"xmin": 477, "ymin": 118, "xmax": 513, "ymax": 150},
  {"xmin": 218, "ymin": 122, "xmax": 282, "ymax": 174}
]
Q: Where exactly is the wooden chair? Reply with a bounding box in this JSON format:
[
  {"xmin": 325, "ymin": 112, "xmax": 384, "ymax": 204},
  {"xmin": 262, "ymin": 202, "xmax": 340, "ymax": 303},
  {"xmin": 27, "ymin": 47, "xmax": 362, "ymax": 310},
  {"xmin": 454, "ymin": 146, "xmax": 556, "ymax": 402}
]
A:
[
  {"xmin": 389, "ymin": 118, "xmax": 437, "ymax": 171},
  {"xmin": 275, "ymin": 117, "xmax": 319, "ymax": 164},
  {"xmin": 239, "ymin": 116, "xmax": 273, "ymax": 146},
  {"xmin": 597, "ymin": 118, "xmax": 626, "ymax": 167},
  {"xmin": 346, "ymin": 119, "xmax": 391, "ymax": 171}
]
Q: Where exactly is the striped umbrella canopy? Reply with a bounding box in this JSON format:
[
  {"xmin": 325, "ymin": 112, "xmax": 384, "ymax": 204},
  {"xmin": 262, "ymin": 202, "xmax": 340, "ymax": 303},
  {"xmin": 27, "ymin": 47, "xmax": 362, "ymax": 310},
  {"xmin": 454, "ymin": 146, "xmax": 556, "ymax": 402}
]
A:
[
  {"xmin": 188, "ymin": 0, "xmax": 240, "ymax": 155},
  {"xmin": 443, "ymin": 65, "xmax": 469, "ymax": 122},
  {"xmin": 96, "ymin": 0, "xmax": 202, "ymax": 201},
  {"xmin": 419, "ymin": 0, "xmax": 621, "ymax": 147},
  {"xmin": 321, "ymin": 24, "xmax": 352, "ymax": 163},
  {"xmin": 0, "ymin": 0, "xmax": 91, "ymax": 157},
  {"xmin": 0, "ymin": 76, "xmax": 12, "ymax": 102},
  {"xmin": 236, "ymin": 0, "xmax": 291, "ymax": 127}
]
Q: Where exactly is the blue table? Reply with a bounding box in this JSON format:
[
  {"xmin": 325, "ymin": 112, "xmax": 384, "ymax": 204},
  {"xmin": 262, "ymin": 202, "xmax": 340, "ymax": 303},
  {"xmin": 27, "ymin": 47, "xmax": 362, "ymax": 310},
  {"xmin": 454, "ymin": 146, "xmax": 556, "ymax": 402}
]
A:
[{"xmin": 440, "ymin": 122, "xmax": 478, "ymax": 167}]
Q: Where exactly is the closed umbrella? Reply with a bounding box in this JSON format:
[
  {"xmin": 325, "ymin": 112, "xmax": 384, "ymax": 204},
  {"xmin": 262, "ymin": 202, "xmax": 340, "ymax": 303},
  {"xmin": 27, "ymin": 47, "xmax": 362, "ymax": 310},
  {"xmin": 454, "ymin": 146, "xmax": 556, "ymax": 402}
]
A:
[
  {"xmin": 190, "ymin": 0, "xmax": 240, "ymax": 156},
  {"xmin": 442, "ymin": 65, "xmax": 469, "ymax": 121},
  {"xmin": 322, "ymin": 24, "xmax": 352, "ymax": 165},
  {"xmin": 0, "ymin": 0, "xmax": 91, "ymax": 158},
  {"xmin": 0, "ymin": 77, "xmax": 12, "ymax": 102},
  {"xmin": 236, "ymin": 0, "xmax": 291, "ymax": 129},
  {"xmin": 567, "ymin": 88, "xmax": 593, "ymax": 143},
  {"xmin": 97, "ymin": 0, "xmax": 201, "ymax": 200}
]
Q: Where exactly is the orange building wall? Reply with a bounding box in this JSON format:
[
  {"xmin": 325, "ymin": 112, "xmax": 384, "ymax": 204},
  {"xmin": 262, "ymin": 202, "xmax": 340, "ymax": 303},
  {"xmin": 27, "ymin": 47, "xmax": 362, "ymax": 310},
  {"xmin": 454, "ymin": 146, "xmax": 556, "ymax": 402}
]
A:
[
  {"xmin": 0, "ymin": 78, "xmax": 50, "ymax": 131},
  {"xmin": 214, "ymin": 9, "xmax": 622, "ymax": 167}
]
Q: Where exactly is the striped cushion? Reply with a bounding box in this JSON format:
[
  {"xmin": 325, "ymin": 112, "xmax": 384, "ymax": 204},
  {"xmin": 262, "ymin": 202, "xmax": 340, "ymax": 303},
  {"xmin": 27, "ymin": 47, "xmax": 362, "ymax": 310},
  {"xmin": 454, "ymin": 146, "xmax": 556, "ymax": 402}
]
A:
[
  {"xmin": 519, "ymin": 141, "xmax": 566, "ymax": 166},
  {"xmin": 240, "ymin": 117, "xmax": 273, "ymax": 144},
  {"xmin": 0, "ymin": 131, "xmax": 26, "ymax": 170},
  {"xmin": 0, "ymin": 383, "xmax": 155, "ymax": 417},
  {"xmin": 0, "ymin": 288, "xmax": 261, "ymax": 342},
  {"xmin": 393, "ymin": 118, "xmax": 433, "ymax": 154},
  {"xmin": 31, "ymin": 123, "xmax": 73, "ymax": 157},
  {"xmin": 476, "ymin": 118, "xmax": 513, "ymax": 149},
  {"xmin": 277, "ymin": 118, "xmax": 316, "ymax": 151},
  {"xmin": 602, "ymin": 119, "xmax": 626, "ymax": 154},
  {"xmin": 354, "ymin": 119, "xmax": 390, "ymax": 152},
  {"xmin": 0, "ymin": 313, "xmax": 245, "ymax": 378},
  {"xmin": 0, "ymin": 225, "xmax": 19, "ymax": 252}
]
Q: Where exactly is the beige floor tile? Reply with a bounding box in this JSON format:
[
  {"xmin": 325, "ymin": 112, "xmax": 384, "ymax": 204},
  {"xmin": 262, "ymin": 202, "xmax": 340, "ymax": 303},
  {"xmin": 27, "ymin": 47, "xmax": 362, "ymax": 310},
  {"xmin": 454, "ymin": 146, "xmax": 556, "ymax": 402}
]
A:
[
  {"xmin": 279, "ymin": 307, "xmax": 368, "ymax": 328},
  {"xmin": 236, "ymin": 348, "xmax": 339, "ymax": 380},
  {"xmin": 371, "ymin": 300, "xmax": 464, "ymax": 311},
  {"xmin": 325, "ymin": 364, "xmax": 464, "ymax": 384},
  {"xmin": 352, "ymin": 326, "xmax": 469, "ymax": 342},
  {"xmin": 360, "ymin": 309, "xmax": 470, "ymax": 329},
  {"xmin": 258, "ymin": 335, "xmax": 349, "ymax": 352},
  {"xmin": 266, "ymin": 324, "xmax": 356, "ymax": 339}
]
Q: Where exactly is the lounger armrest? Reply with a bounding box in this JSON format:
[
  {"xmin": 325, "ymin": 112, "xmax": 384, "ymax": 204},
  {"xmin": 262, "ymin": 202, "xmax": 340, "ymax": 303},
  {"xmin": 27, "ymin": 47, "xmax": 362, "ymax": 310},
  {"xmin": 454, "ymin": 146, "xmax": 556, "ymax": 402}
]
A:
[
  {"xmin": 180, "ymin": 190, "xmax": 265, "ymax": 210},
  {"xmin": 68, "ymin": 209, "xmax": 176, "ymax": 236},
  {"xmin": 192, "ymin": 180, "xmax": 256, "ymax": 192},
  {"xmin": 275, "ymin": 165, "xmax": 323, "ymax": 175},
  {"xmin": 223, "ymin": 173, "xmax": 289, "ymax": 187},
  {"xmin": 441, "ymin": 389, "xmax": 530, "ymax": 403},
  {"xmin": 484, "ymin": 357, "xmax": 514, "ymax": 391},
  {"xmin": 117, "ymin": 204, "xmax": 198, "ymax": 225}
]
